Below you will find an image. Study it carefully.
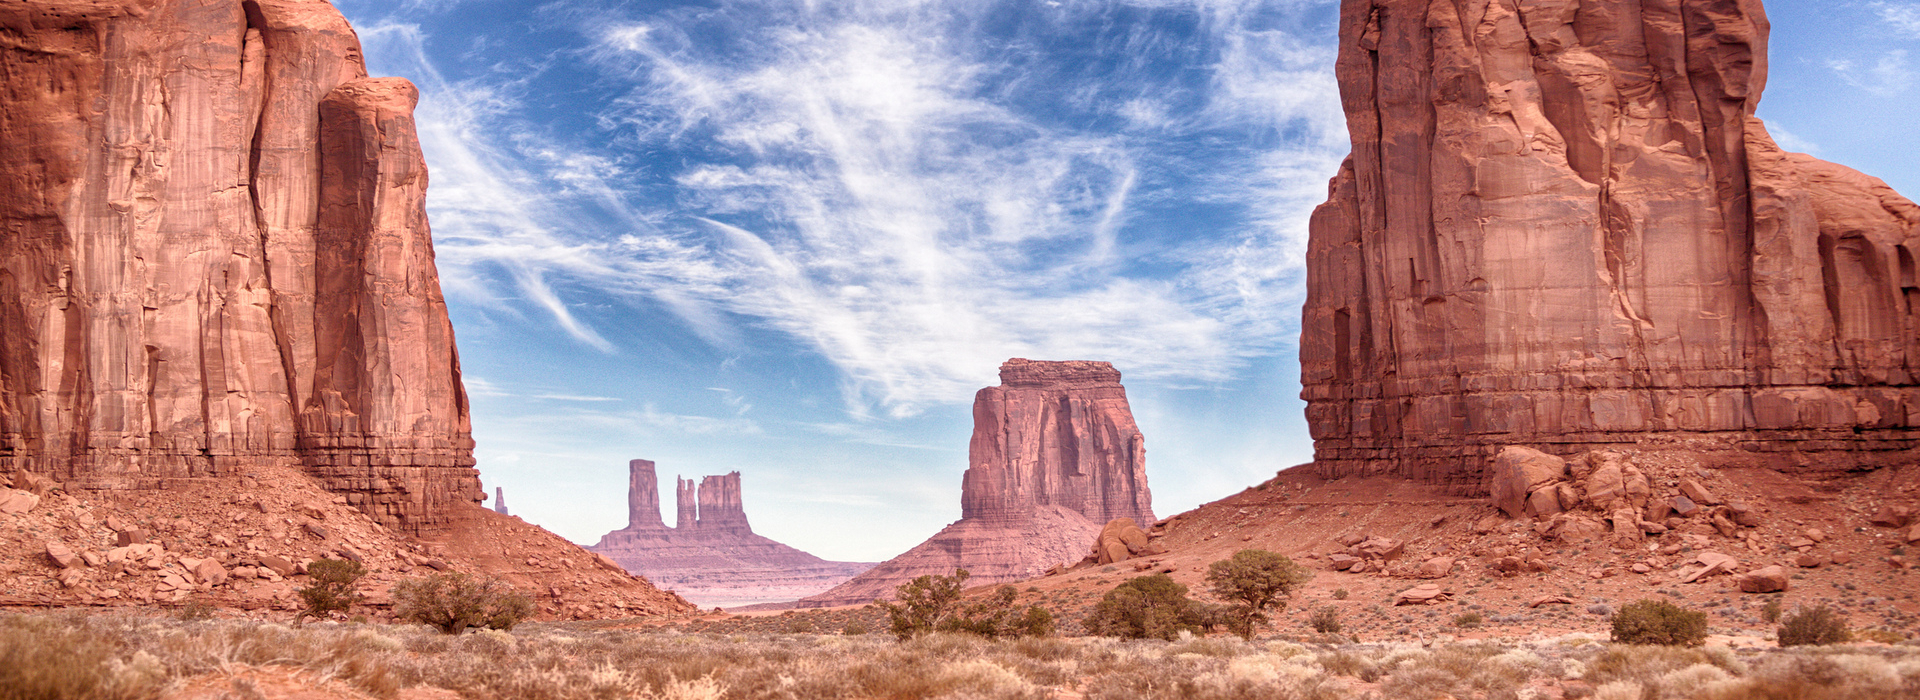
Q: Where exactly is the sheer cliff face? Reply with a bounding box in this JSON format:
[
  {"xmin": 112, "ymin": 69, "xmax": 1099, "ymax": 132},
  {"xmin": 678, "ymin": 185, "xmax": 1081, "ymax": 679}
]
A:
[
  {"xmin": 1302, "ymin": 0, "xmax": 1920, "ymax": 486},
  {"xmin": 962, "ymin": 359, "xmax": 1155, "ymax": 525},
  {"xmin": 0, "ymin": 0, "xmax": 478, "ymax": 532}
]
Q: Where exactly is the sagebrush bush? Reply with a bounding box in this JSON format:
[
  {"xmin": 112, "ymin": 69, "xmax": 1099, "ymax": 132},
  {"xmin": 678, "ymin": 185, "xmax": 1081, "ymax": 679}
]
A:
[
  {"xmin": 390, "ymin": 572, "xmax": 533, "ymax": 634},
  {"xmin": 296, "ymin": 558, "xmax": 366, "ymax": 623},
  {"xmin": 1453, "ymin": 612, "xmax": 1484, "ymax": 629},
  {"xmin": 1611, "ymin": 599, "xmax": 1708, "ymax": 647},
  {"xmin": 879, "ymin": 569, "xmax": 969, "ymax": 641},
  {"xmin": 1308, "ymin": 606, "xmax": 1342, "ymax": 634},
  {"xmin": 1205, "ymin": 549, "xmax": 1312, "ymax": 639},
  {"xmin": 1778, "ymin": 605, "xmax": 1850, "ymax": 647},
  {"xmin": 1082, "ymin": 574, "xmax": 1212, "ymax": 640}
]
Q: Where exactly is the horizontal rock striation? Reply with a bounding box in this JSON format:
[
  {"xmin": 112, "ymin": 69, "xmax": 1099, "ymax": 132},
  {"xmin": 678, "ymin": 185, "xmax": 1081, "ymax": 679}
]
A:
[
  {"xmin": 591, "ymin": 460, "xmax": 870, "ymax": 608},
  {"xmin": 798, "ymin": 359, "xmax": 1154, "ymax": 607},
  {"xmin": 0, "ymin": 0, "xmax": 477, "ymax": 533},
  {"xmin": 1302, "ymin": 0, "xmax": 1920, "ymax": 488}
]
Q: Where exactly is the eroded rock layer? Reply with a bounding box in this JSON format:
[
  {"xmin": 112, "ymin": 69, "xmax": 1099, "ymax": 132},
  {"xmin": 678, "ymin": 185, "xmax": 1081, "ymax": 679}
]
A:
[
  {"xmin": 798, "ymin": 359, "xmax": 1154, "ymax": 607},
  {"xmin": 1302, "ymin": 0, "xmax": 1920, "ymax": 487},
  {"xmin": 0, "ymin": 0, "xmax": 478, "ymax": 532},
  {"xmin": 590, "ymin": 461, "xmax": 871, "ymax": 608}
]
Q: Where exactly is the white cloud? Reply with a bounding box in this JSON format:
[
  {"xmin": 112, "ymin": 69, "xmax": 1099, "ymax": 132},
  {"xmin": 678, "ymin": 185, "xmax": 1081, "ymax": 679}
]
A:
[
  {"xmin": 357, "ymin": 1, "xmax": 1348, "ymax": 417},
  {"xmin": 1827, "ymin": 49, "xmax": 1915, "ymax": 96},
  {"xmin": 1874, "ymin": 2, "xmax": 1920, "ymax": 37}
]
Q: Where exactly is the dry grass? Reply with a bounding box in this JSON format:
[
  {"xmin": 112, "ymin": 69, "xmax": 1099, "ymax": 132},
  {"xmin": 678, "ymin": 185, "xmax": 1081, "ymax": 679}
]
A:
[{"xmin": 2, "ymin": 612, "xmax": 1919, "ymax": 699}]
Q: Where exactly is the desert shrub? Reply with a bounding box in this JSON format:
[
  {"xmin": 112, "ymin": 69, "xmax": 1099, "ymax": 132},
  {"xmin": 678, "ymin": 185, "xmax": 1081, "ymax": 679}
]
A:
[
  {"xmin": 297, "ymin": 558, "xmax": 367, "ymax": 623},
  {"xmin": 1762, "ymin": 598, "xmax": 1783, "ymax": 623},
  {"xmin": 1453, "ymin": 612, "xmax": 1484, "ymax": 629},
  {"xmin": 0, "ymin": 614, "xmax": 165, "ymax": 700},
  {"xmin": 1308, "ymin": 606, "xmax": 1342, "ymax": 634},
  {"xmin": 391, "ymin": 572, "xmax": 534, "ymax": 634},
  {"xmin": 880, "ymin": 569, "xmax": 970, "ymax": 641},
  {"xmin": 1015, "ymin": 606, "xmax": 1055, "ymax": 637},
  {"xmin": 1082, "ymin": 574, "xmax": 1212, "ymax": 640},
  {"xmin": 841, "ymin": 620, "xmax": 869, "ymax": 635},
  {"xmin": 1778, "ymin": 604, "xmax": 1850, "ymax": 647},
  {"xmin": 1611, "ymin": 599, "xmax": 1708, "ymax": 647},
  {"xmin": 1332, "ymin": 588, "xmax": 1349, "ymax": 600},
  {"xmin": 1204, "ymin": 549, "xmax": 1313, "ymax": 639},
  {"xmin": 174, "ymin": 598, "xmax": 216, "ymax": 622},
  {"xmin": 1856, "ymin": 628, "xmax": 1906, "ymax": 644}
]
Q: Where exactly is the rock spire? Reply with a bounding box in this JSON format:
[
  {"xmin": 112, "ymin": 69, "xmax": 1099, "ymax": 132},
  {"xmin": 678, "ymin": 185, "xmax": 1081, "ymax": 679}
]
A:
[
  {"xmin": 591, "ymin": 461, "xmax": 871, "ymax": 608},
  {"xmin": 797, "ymin": 358, "xmax": 1154, "ymax": 607},
  {"xmin": 1301, "ymin": 0, "xmax": 1919, "ymax": 487}
]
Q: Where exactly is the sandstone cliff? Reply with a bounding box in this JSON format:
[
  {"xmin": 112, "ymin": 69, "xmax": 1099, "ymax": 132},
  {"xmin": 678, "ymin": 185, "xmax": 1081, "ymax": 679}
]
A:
[
  {"xmin": 0, "ymin": 0, "xmax": 477, "ymax": 533},
  {"xmin": 797, "ymin": 359, "xmax": 1154, "ymax": 607},
  {"xmin": 591, "ymin": 460, "xmax": 872, "ymax": 608},
  {"xmin": 1301, "ymin": 0, "xmax": 1920, "ymax": 488}
]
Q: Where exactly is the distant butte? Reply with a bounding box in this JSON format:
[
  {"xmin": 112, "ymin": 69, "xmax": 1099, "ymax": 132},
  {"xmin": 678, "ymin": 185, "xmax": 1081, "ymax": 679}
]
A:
[
  {"xmin": 795, "ymin": 358, "xmax": 1155, "ymax": 607},
  {"xmin": 590, "ymin": 460, "xmax": 872, "ymax": 608},
  {"xmin": 1300, "ymin": 0, "xmax": 1919, "ymax": 487}
]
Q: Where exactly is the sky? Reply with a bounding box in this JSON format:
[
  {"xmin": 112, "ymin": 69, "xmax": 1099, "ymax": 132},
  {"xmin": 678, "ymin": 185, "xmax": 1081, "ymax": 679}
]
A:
[{"xmin": 327, "ymin": 0, "xmax": 1920, "ymax": 563}]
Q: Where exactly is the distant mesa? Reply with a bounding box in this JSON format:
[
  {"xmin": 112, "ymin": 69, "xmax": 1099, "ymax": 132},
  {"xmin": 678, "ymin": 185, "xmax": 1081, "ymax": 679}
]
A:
[
  {"xmin": 589, "ymin": 460, "xmax": 872, "ymax": 608},
  {"xmin": 794, "ymin": 358, "xmax": 1155, "ymax": 607}
]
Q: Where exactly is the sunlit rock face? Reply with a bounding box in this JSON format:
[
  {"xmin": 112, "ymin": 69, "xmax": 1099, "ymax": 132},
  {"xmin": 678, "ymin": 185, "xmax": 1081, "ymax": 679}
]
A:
[
  {"xmin": 590, "ymin": 461, "xmax": 873, "ymax": 608},
  {"xmin": 0, "ymin": 0, "xmax": 479, "ymax": 533},
  {"xmin": 796, "ymin": 359, "xmax": 1155, "ymax": 607},
  {"xmin": 1301, "ymin": 0, "xmax": 1920, "ymax": 488}
]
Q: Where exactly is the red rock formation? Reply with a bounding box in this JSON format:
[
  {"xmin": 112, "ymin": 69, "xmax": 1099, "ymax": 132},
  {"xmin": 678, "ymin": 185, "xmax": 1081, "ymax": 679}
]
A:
[
  {"xmin": 0, "ymin": 0, "xmax": 478, "ymax": 533},
  {"xmin": 1301, "ymin": 0, "xmax": 1920, "ymax": 488},
  {"xmin": 696, "ymin": 472, "xmax": 750, "ymax": 534},
  {"xmin": 627, "ymin": 459, "xmax": 665, "ymax": 530},
  {"xmin": 592, "ymin": 461, "xmax": 871, "ymax": 608},
  {"xmin": 797, "ymin": 359, "xmax": 1154, "ymax": 607},
  {"xmin": 493, "ymin": 487, "xmax": 508, "ymax": 516}
]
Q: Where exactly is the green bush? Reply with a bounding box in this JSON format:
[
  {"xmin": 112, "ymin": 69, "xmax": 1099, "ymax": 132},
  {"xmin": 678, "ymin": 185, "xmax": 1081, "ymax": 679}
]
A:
[
  {"xmin": 1610, "ymin": 599, "xmax": 1707, "ymax": 646},
  {"xmin": 1081, "ymin": 574, "xmax": 1212, "ymax": 640},
  {"xmin": 296, "ymin": 558, "xmax": 366, "ymax": 623},
  {"xmin": 1452, "ymin": 612, "xmax": 1483, "ymax": 629},
  {"xmin": 1204, "ymin": 549, "xmax": 1313, "ymax": 639},
  {"xmin": 390, "ymin": 572, "xmax": 534, "ymax": 634},
  {"xmin": 1761, "ymin": 597, "xmax": 1783, "ymax": 623},
  {"xmin": 1778, "ymin": 604, "xmax": 1850, "ymax": 647},
  {"xmin": 1308, "ymin": 605, "xmax": 1342, "ymax": 634},
  {"xmin": 1333, "ymin": 588, "xmax": 1349, "ymax": 600},
  {"xmin": 878, "ymin": 569, "xmax": 969, "ymax": 641}
]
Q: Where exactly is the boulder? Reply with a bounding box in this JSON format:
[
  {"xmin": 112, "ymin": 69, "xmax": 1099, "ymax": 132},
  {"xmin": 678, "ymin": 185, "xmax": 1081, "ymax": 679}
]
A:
[
  {"xmin": 1833, "ymin": 551, "xmax": 1854, "ymax": 565},
  {"xmin": 1679, "ymin": 480, "xmax": 1720, "ymax": 507},
  {"xmin": 1486, "ymin": 446, "xmax": 1568, "ymax": 518},
  {"xmin": 1529, "ymin": 595, "xmax": 1575, "ymax": 608},
  {"xmin": 1353, "ymin": 536, "xmax": 1405, "ymax": 560},
  {"xmin": 1909, "ymin": 524, "xmax": 1920, "ymax": 545},
  {"xmin": 1610, "ymin": 509, "xmax": 1645, "ymax": 547},
  {"xmin": 1328, "ymin": 553, "xmax": 1360, "ymax": 571},
  {"xmin": 1681, "ymin": 552, "xmax": 1739, "ymax": 583},
  {"xmin": 1645, "ymin": 500, "xmax": 1673, "ymax": 523},
  {"xmin": 1738, "ymin": 565, "xmax": 1790, "ymax": 593},
  {"xmin": 1416, "ymin": 557, "xmax": 1455, "ymax": 579},
  {"xmin": 1869, "ymin": 505, "xmax": 1915, "ymax": 528},
  {"xmin": 1794, "ymin": 552, "xmax": 1825, "ymax": 568},
  {"xmin": 1671, "ymin": 496, "xmax": 1699, "ymax": 517},
  {"xmin": 258, "ymin": 555, "xmax": 297, "ymax": 578},
  {"xmin": 1726, "ymin": 502, "xmax": 1762, "ymax": 528},
  {"xmin": 44, "ymin": 541, "xmax": 78, "ymax": 569},
  {"xmin": 191, "ymin": 559, "xmax": 229, "ymax": 587},
  {"xmin": 1393, "ymin": 584, "xmax": 1448, "ymax": 605},
  {"xmin": 0, "ymin": 488, "xmax": 40, "ymax": 514},
  {"xmin": 1528, "ymin": 487, "xmax": 1565, "ymax": 516}
]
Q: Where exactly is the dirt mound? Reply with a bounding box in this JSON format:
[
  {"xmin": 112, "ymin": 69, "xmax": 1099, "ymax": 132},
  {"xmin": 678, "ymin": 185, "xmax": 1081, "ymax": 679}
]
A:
[{"xmin": 0, "ymin": 463, "xmax": 697, "ymax": 621}]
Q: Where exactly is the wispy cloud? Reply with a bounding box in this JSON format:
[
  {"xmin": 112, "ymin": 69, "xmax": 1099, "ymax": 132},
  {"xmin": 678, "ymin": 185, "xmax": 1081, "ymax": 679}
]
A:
[
  {"xmin": 1828, "ymin": 49, "xmax": 1915, "ymax": 96},
  {"xmin": 357, "ymin": 0, "xmax": 1346, "ymax": 417},
  {"xmin": 1874, "ymin": 1, "xmax": 1920, "ymax": 37}
]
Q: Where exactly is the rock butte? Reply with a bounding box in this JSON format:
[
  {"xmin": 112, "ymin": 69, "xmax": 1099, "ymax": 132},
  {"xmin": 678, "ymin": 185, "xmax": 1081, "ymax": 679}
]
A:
[
  {"xmin": 796, "ymin": 359, "xmax": 1154, "ymax": 607},
  {"xmin": 590, "ymin": 460, "xmax": 872, "ymax": 608},
  {"xmin": 0, "ymin": 0, "xmax": 479, "ymax": 533},
  {"xmin": 1300, "ymin": 0, "xmax": 1919, "ymax": 488}
]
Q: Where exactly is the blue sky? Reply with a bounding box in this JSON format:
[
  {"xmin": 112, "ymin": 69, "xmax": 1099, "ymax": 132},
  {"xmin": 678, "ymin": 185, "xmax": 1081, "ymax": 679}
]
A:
[{"xmin": 330, "ymin": 0, "xmax": 1920, "ymax": 562}]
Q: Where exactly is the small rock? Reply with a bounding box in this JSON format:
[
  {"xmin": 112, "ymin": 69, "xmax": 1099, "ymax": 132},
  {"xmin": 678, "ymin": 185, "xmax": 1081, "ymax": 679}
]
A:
[
  {"xmin": 1394, "ymin": 584, "xmax": 1448, "ymax": 605},
  {"xmin": 1529, "ymin": 595, "xmax": 1574, "ymax": 608},
  {"xmin": 296, "ymin": 503, "xmax": 326, "ymax": 520},
  {"xmin": 302, "ymin": 522, "xmax": 329, "ymax": 540},
  {"xmin": 0, "ymin": 488, "xmax": 40, "ymax": 514},
  {"xmin": 1337, "ymin": 533, "xmax": 1366, "ymax": 547},
  {"xmin": 1803, "ymin": 528, "xmax": 1827, "ymax": 543},
  {"xmin": 1670, "ymin": 495, "xmax": 1699, "ymax": 517},
  {"xmin": 1907, "ymin": 523, "xmax": 1920, "ymax": 545},
  {"xmin": 1328, "ymin": 553, "xmax": 1360, "ymax": 571},
  {"xmin": 116, "ymin": 529, "xmax": 148, "ymax": 546},
  {"xmin": 1788, "ymin": 537, "xmax": 1815, "ymax": 549},
  {"xmin": 1794, "ymin": 552, "xmax": 1825, "ymax": 568},
  {"xmin": 1869, "ymin": 505, "xmax": 1915, "ymax": 529},
  {"xmin": 1833, "ymin": 551, "xmax": 1854, "ymax": 565},
  {"xmin": 1416, "ymin": 557, "xmax": 1455, "ymax": 579},
  {"xmin": 44, "ymin": 541, "xmax": 79, "ymax": 569},
  {"xmin": 1737, "ymin": 565, "xmax": 1790, "ymax": 593},
  {"xmin": 1631, "ymin": 563, "xmax": 1652, "ymax": 574},
  {"xmin": 79, "ymin": 551, "xmax": 104, "ymax": 568},
  {"xmin": 1679, "ymin": 479, "xmax": 1720, "ymax": 506},
  {"xmin": 191, "ymin": 559, "xmax": 228, "ymax": 586},
  {"xmin": 257, "ymin": 554, "xmax": 296, "ymax": 577}
]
